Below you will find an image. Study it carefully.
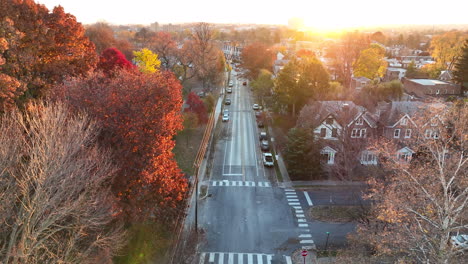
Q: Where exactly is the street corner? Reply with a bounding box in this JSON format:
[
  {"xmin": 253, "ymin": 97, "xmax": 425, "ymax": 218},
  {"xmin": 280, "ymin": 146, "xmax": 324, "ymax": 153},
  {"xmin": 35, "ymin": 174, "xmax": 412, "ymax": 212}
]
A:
[{"xmin": 289, "ymin": 247, "xmax": 317, "ymax": 264}]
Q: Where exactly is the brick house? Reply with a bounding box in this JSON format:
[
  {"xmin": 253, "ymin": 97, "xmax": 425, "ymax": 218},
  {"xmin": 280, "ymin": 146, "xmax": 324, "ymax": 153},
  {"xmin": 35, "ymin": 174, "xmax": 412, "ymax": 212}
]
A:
[{"xmin": 402, "ymin": 78, "xmax": 461, "ymax": 97}]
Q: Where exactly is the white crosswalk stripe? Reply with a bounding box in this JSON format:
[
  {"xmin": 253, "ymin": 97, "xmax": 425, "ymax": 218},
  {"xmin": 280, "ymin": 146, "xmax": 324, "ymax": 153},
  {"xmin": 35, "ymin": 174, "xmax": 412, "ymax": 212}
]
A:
[
  {"xmin": 200, "ymin": 252, "xmax": 274, "ymax": 264},
  {"xmin": 211, "ymin": 181, "xmax": 271, "ymax": 188}
]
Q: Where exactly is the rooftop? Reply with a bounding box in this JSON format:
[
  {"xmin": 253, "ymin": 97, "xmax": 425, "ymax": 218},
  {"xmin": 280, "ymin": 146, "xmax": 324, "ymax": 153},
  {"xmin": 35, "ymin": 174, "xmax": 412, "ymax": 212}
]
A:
[{"xmin": 408, "ymin": 79, "xmax": 447, "ymax": 85}]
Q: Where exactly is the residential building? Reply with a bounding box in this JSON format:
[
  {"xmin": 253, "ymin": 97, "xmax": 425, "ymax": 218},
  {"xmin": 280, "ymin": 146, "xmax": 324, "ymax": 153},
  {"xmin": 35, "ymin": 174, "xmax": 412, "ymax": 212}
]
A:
[
  {"xmin": 385, "ymin": 67, "xmax": 407, "ymax": 81},
  {"xmin": 350, "ymin": 76, "xmax": 371, "ymax": 90},
  {"xmin": 402, "ymin": 78, "xmax": 461, "ymax": 97}
]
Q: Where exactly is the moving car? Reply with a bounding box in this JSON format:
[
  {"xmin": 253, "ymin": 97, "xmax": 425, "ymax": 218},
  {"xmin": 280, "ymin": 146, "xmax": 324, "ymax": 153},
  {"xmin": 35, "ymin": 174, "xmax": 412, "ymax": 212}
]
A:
[
  {"xmin": 252, "ymin": 104, "xmax": 259, "ymax": 110},
  {"xmin": 260, "ymin": 140, "xmax": 269, "ymax": 151},
  {"xmin": 225, "ymin": 98, "xmax": 231, "ymax": 105},
  {"xmin": 226, "ymin": 87, "xmax": 232, "ymax": 93},
  {"xmin": 222, "ymin": 113, "xmax": 229, "ymax": 122},
  {"xmin": 263, "ymin": 153, "xmax": 274, "ymax": 167}
]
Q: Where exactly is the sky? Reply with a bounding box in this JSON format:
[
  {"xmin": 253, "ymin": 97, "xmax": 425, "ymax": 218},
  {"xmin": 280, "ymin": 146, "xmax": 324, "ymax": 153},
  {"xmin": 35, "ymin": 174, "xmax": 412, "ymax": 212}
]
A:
[{"xmin": 37, "ymin": 0, "xmax": 468, "ymax": 30}]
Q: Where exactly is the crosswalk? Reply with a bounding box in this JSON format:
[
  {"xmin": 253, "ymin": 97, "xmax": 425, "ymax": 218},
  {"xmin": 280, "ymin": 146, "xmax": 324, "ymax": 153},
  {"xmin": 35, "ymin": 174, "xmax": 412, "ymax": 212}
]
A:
[
  {"xmin": 211, "ymin": 180, "xmax": 271, "ymax": 187},
  {"xmin": 199, "ymin": 252, "xmax": 273, "ymax": 264}
]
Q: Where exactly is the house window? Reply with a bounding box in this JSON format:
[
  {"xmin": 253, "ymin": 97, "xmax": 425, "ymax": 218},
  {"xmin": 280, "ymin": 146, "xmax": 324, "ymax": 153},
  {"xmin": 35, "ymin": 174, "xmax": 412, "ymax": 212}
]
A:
[
  {"xmin": 355, "ymin": 117, "xmax": 363, "ymax": 125},
  {"xmin": 361, "ymin": 128, "xmax": 367, "ymax": 138},
  {"xmin": 431, "ymin": 118, "xmax": 438, "ymax": 126},
  {"xmin": 398, "ymin": 152, "xmax": 412, "ymax": 163},
  {"xmin": 433, "ymin": 129, "xmax": 440, "ymax": 139},
  {"xmin": 361, "ymin": 151, "xmax": 377, "ymax": 165},
  {"xmin": 425, "ymin": 129, "xmax": 432, "ymax": 139},
  {"xmin": 405, "ymin": 129, "xmax": 412, "ymax": 138},
  {"xmin": 394, "ymin": 129, "xmax": 401, "ymax": 138},
  {"xmin": 326, "ymin": 117, "xmax": 334, "ymax": 125},
  {"xmin": 400, "ymin": 118, "xmax": 407, "ymax": 126},
  {"xmin": 331, "ymin": 128, "xmax": 338, "ymax": 137},
  {"xmin": 321, "ymin": 152, "xmax": 335, "ymax": 164},
  {"xmin": 320, "ymin": 128, "xmax": 326, "ymax": 137},
  {"xmin": 351, "ymin": 128, "xmax": 359, "ymax": 138}
]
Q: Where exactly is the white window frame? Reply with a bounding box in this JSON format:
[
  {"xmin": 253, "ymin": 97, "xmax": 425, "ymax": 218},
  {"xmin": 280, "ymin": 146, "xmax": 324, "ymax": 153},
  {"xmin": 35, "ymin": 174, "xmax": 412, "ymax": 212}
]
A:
[
  {"xmin": 425, "ymin": 129, "xmax": 432, "ymax": 139},
  {"xmin": 351, "ymin": 128, "xmax": 359, "ymax": 138},
  {"xmin": 361, "ymin": 151, "xmax": 377, "ymax": 165},
  {"xmin": 404, "ymin": 129, "xmax": 412, "ymax": 138},
  {"xmin": 361, "ymin": 128, "xmax": 367, "ymax": 138},
  {"xmin": 394, "ymin": 129, "xmax": 401, "ymax": 138},
  {"xmin": 355, "ymin": 117, "xmax": 363, "ymax": 125},
  {"xmin": 400, "ymin": 118, "xmax": 407, "ymax": 126},
  {"xmin": 433, "ymin": 129, "xmax": 440, "ymax": 139}
]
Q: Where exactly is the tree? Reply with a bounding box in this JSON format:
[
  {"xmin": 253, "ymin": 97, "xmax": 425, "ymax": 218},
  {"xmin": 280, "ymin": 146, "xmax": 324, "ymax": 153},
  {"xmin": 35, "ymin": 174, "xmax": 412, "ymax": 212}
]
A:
[
  {"xmin": 453, "ymin": 39, "xmax": 468, "ymax": 91},
  {"xmin": 284, "ymin": 127, "xmax": 321, "ymax": 180},
  {"xmin": 430, "ymin": 31, "xmax": 467, "ymax": 69},
  {"xmin": 273, "ymin": 57, "xmax": 330, "ymax": 116},
  {"xmin": 182, "ymin": 111, "xmax": 199, "ymax": 146},
  {"xmin": 370, "ymin": 31, "xmax": 386, "ymax": 44},
  {"xmin": 240, "ymin": 42, "xmax": 274, "ymax": 80},
  {"xmin": 57, "ymin": 69, "xmax": 187, "ymax": 221},
  {"xmin": 353, "ymin": 43, "xmax": 387, "ymax": 80},
  {"xmin": 150, "ymin": 31, "xmax": 177, "ymax": 70},
  {"xmin": 185, "ymin": 92, "xmax": 208, "ymax": 124},
  {"xmin": 97, "ymin": 47, "xmax": 134, "ymax": 75},
  {"xmin": 0, "ymin": 102, "xmax": 125, "ymax": 264},
  {"xmin": 357, "ymin": 103, "xmax": 467, "ymax": 263},
  {"xmin": 85, "ymin": 22, "xmax": 134, "ymax": 60},
  {"xmin": 251, "ymin": 69, "xmax": 274, "ymax": 106},
  {"xmin": 173, "ymin": 40, "xmax": 197, "ymax": 88},
  {"xmin": 0, "ymin": 0, "xmax": 97, "ymax": 106},
  {"xmin": 133, "ymin": 48, "xmax": 161, "ymax": 73}
]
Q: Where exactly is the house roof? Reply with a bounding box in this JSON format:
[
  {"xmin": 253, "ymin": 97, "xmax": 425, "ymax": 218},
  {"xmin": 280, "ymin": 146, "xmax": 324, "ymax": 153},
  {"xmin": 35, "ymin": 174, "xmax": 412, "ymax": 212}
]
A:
[
  {"xmin": 352, "ymin": 76, "xmax": 371, "ymax": 82},
  {"xmin": 408, "ymin": 79, "xmax": 447, "ymax": 86},
  {"xmin": 380, "ymin": 101, "xmax": 425, "ymax": 126},
  {"xmin": 298, "ymin": 101, "xmax": 366, "ymax": 128}
]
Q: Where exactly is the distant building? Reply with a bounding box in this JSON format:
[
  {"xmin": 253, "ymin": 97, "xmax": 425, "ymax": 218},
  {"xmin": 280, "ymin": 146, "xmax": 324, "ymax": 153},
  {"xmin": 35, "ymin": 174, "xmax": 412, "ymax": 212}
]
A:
[
  {"xmin": 438, "ymin": 70, "xmax": 454, "ymax": 82},
  {"xmin": 350, "ymin": 77, "xmax": 371, "ymax": 90},
  {"xmin": 385, "ymin": 68, "xmax": 407, "ymax": 81},
  {"xmin": 402, "ymin": 78, "xmax": 461, "ymax": 97}
]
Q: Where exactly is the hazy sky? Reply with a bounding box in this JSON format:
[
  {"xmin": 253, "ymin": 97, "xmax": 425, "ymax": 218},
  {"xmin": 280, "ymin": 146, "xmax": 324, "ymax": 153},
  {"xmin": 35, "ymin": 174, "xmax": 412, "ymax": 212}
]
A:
[{"xmin": 37, "ymin": 0, "xmax": 468, "ymax": 29}]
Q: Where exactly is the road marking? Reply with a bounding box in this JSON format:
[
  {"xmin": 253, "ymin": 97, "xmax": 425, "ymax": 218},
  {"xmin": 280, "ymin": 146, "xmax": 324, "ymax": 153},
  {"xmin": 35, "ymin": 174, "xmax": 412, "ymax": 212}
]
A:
[
  {"xmin": 298, "ymin": 219, "xmax": 306, "ymax": 222},
  {"xmin": 299, "ymin": 234, "xmax": 312, "ymax": 238},
  {"xmin": 299, "ymin": 223, "xmax": 309, "ymax": 227},
  {"xmin": 247, "ymin": 254, "xmax": 252, "ymax": 264},
  {"xmin": 223, "ymin": 173, "xmax": 243, "ymax": 176},
  {"xmin": 199, "ymin": 253, "xmax": 206, "ymax": 264},
  {"xmin": 296, "ymin": 210, "xmax": 304, "ymax": 213},
  {"xmin": 228, "ymin": 253, "xmax": 234, "ymax": 264},
  {"xmin": 296, "ymin": 214, "xmax": 305, "ymax": 218},
  {"xmin": 286, "ymin": 195, "xmax": 297, "ymax": 198},
  {"xmin": 219, "ymin": 253, "xmax": 224, "ymax": 264},
  {"xmin": 288, "ymin": 202, "xmax": 300, "ymax": 206},
  {"xmin": 266, "ymin": 255, "xmax": 272, "ymax": 263},
  {"xmin": 209, "ymin": 252, "xmax": 215, "ymax": 262},
  {"xmin": 293, "ymin": 206, "xmax": 302, "ymax": 209},
  {"xmin": 258, "ymin": 182, "xmax": 263, "ymax": 187},
  {"xmin": 304, "ymin": 191, "xmax": 313, "ymax": 206},
  {"xmin": 238, "ymin": 253, "xmax": 243, "ymax": 264},
  {"xmin": 287, "ymin": 199, "xmax": 299, "ymax": 202},
  {"xmin": 285, "ymin": 256, "xmax": 292, "ymax": 264},
  {"xmin": 257, "ymin": 254, "xmax": 263, "ymax": 264},
  {"xmin": 211, "ymin": 181, "xmax": 271, "ymax": 188},
  {"xmin": 285, "ymin": 189, "xmax": 295, "ymax": 192},
  {"xmin": 300, "ymin": 240, "xmax": 315, "ymax": 244}
]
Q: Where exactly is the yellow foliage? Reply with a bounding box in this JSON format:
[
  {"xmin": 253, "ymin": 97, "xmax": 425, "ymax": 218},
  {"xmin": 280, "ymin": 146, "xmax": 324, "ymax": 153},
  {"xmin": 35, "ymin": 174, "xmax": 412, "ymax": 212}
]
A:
[{"xmin": 133, "ymin": 48, "xmax": 161, "ymax": 73}]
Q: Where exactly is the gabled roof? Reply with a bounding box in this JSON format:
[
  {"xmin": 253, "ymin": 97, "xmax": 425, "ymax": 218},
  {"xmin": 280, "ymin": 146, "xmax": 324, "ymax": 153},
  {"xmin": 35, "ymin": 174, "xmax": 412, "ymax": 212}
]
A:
[
  {"xmin": 298, "ymin": 101, "xmax": 366, "ymax": 129},
  {"xmin": 379, "ymin": 101, "xmax": 425, "ymax": 127}
]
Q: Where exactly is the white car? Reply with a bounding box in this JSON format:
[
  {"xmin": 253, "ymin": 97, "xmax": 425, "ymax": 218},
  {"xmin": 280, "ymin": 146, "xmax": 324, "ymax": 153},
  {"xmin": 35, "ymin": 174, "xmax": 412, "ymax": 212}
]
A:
[
  {"xmin": 451, "ymin": 234, "xmax": 468, "ymax": 249},
  {"xmin": 252, "ymin": 104, "xmax": 259, "ymax": 110},
  {"xmin": 228, "ymin": 81, "xmax": 233, "ymax": 87},
  {"xmin": 263, "ymin": 153, "xmax": 274, "ymax": 167},
  {"xmin": 222, "ymin": 113, "xmax": 229, "ymax": 122},
  {"xmin": 226, "ymin": 88, "xmax": 232, "ymax": 93}
]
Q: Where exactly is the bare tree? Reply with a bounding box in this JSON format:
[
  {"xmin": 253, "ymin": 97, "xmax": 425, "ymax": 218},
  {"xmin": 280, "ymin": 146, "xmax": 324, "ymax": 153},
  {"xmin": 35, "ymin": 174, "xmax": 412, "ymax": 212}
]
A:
[
  {"xmin": 359, "ymin": 103, "xmax": 467, "ymax": 263},
  {"xmin": 0, "ymin": 103, "xmax": 125, "ymax": 264}
]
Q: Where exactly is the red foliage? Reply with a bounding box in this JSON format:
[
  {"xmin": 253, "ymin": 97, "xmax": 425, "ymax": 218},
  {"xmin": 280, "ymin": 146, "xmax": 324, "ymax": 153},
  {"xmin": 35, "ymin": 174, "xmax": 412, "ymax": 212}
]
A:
[
  {"xmin": 240, "ymin": 42, "xmax": 274, "ymax": 79},
  {"xmin": 185, "ymin": 92, "xmax": 208, "ymax": 123},
  {"xmin": 296, "ymin": 49, "xmax": 316, "ymax": 58},
  {"xmin": 97, "ymin": 47, "xmax": 134, "ymax": 75},
  {"xmin": 57, "ymin": 69, "xmax": 187, "ymax": 221}
]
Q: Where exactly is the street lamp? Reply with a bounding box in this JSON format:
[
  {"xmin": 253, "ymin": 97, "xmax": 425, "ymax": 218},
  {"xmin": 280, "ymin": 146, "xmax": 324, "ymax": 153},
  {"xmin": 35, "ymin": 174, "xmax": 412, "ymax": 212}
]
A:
[{"xmin": 324, "ymin": 231, "xmax": 331, "ymax": 254}]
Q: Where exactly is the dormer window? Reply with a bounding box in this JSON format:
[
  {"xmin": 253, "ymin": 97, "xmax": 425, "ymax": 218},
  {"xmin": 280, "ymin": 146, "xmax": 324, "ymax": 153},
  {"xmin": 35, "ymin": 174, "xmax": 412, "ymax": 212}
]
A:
[
  {"xmin": 431, "ymin": 118, "xmax": 438, "ymax": 127},
  {"xmin": 400, "ymin": 118, "xmax": 407, "ymax": 126},
  {"xmin": 355, "ymin": 117, "xmax": 363, "ymax": 125},
  {"xmin": 326, "ymin": 117, "xmax": 334, "ymax": 125}
]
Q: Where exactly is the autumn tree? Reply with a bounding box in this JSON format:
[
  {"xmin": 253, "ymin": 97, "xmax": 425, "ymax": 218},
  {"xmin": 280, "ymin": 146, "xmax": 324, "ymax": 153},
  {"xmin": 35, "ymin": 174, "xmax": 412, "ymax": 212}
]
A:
[
  {"xmin": 430, "ymin": 31, "xmax": 468, "ymax": 69},
  {"xmin": 273, "ymin": 57, "xmax": 330, "ymax": 116},
  {"xmin": 353, "ymin": 43, "xmax": 387, "ymax": 80},
  {"xmin": 327, "ymin": 32, "xmax": 370, "ymax": 88},
  {"xmin": 85, "ymin": 22, "xmax": 134, "ymax": 59},
  {"xmin": 0, "ymin": 102, "xmax": 125, "ymax": 264},
  {"xmin": 190, "ymin": 23, "xmax": 225, "ymax": 89},
  {"xmin": 357, "ymin": 103, "xmax": 467, "ymax": 263},
  {"xmin": 0, "ymin": 0, "xmax": 97, "ymax": 107},
  {"xmin": 173, "ymin": 40, "xmax": 197, "ymax": 88},
  {"xmin": 133, "ymin": 48, "xmax": 161, "ymax": 73},
  {"xmin": 185, "ymin": 92, "xmax": 208, "ymax": 124},
  {"xmin": 240, "ymin": 42, "xmax": 274, "ymax": 80},
  {"xmin": 150, "ymin": 31, "xmax": 177, "ymax": 70},
  {"xmin": 97, "ymin": 47, "xmax": 134, "ymax": 75},
  {"xmin": 453, "ymin": 38, "xmax": 468, "ymax": 91},
  {"xmin": 57, "ymin": 69, "xmax": 187, "ymax": 221}
]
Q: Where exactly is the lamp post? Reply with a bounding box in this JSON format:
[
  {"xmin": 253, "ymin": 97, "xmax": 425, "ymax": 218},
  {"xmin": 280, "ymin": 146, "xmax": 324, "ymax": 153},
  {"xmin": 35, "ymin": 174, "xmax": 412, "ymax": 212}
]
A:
[{"xmin": 324, "ymin": 231, "xmax": 330, "ymax": 254}]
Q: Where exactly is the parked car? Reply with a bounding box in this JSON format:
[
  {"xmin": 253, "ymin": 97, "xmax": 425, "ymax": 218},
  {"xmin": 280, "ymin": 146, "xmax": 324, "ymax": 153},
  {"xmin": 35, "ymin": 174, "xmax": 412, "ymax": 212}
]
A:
[
  {"xmin": 243, "ymin": 81, "xmax": 247, "ymax": 86},
  {"xmin": 263, "ymin": 153, "xmax": 274, "ymax": 167},
  {"xmin": 451, "ymin": 234, "xmax": 468, "ymax": 249},
  {"xmin": 226, "ymin": 87, "xmax": 232, "ymax": 93},
  {"xmin": 259, "ymin": 132, "xmax": 267, "ymax": 140},
  {"xmin": 228, "ymin": 81, "xmax": 233, "ymax": 87},
  {"xmin": 223, "ymin": 109, "xmax": 229, "ymax": 115},
  {"xmin": 252, "ymin": 104, "xmax": 259, "ymax": 110},
  {"xmin": 255, "ymin": 111, "xmax": 262, "ymax": 118},
  {"xmin": 260, "ymin": 140, "xmax": 269, "ymax": 151},
  {"xmin": 225, "ymin": 98, "xmax": 231, "ymax": 105},
  {"xmin": 222, "ymin": 113, "xmax": 229, "ymax": 122},
  {"xmin": 197, "ymin": 91, "xmax": 205, "ymax": 98},
  {"xmin": 257, "ymin": 120, "xmax": 264, "ymax": 128}
]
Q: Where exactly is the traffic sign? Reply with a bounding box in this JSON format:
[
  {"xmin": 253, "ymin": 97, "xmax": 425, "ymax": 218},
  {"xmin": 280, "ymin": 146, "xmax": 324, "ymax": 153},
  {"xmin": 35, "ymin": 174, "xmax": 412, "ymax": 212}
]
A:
[{"xmin": 301, "ymin": 250, "xmax": 308, "ymax": 257}]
